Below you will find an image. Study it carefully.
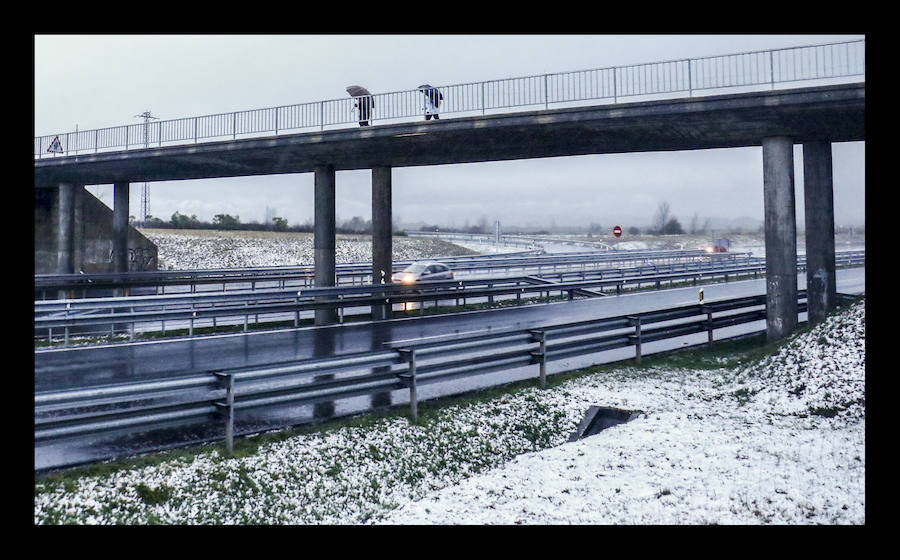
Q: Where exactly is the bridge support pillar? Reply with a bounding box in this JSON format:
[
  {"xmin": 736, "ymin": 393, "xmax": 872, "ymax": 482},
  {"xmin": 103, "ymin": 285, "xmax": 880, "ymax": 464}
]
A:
[
  {"xmin": 372, "ymin": 166, "xmax": 392, "ymax": 320},
  {"xmin": 72, "ymin": 184, "xmax": 85, "ymax": 274},
  {"xmin": 314, "ymin": 165, "xmax": 338, "ymax": 326},
  {"xmin": 802, "ymin": 141, "xmax": 837, "ymax": 324},
  {"xmin": 762, "ymin": 136, "xmax": 798, "ymax": 341},
  {"xmin": 56, "ymin": 183, "xmax": 75, "ymax": 277},
  {"xmin": 113, "ymin": 182, "xmax": 130, "ymax": 275}
]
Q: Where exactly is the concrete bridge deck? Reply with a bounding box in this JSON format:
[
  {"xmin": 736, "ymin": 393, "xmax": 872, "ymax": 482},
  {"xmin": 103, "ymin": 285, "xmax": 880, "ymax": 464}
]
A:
[{"xmin": 34, "ymin": 83, "xmax": 865, "ymax": 187}]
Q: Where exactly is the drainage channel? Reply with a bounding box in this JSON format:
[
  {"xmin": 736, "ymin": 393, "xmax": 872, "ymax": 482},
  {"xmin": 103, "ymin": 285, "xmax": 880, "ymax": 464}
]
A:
[{"xmin": 568, "ymin": 406, "xmax": 643, "ymax": 442}]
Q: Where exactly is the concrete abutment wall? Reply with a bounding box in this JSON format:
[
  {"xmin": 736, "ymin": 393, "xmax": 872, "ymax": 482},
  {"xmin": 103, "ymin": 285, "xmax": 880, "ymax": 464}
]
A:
[{"xmin": 35, "ymin": 185, "xmax": 158, "ymax": 275}]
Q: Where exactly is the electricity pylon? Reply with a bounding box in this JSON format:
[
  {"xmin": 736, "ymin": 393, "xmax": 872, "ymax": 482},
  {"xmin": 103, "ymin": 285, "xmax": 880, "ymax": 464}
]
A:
[{"xmin": 134, "ymin": 110, "xmax": 158, "ymax": 224}]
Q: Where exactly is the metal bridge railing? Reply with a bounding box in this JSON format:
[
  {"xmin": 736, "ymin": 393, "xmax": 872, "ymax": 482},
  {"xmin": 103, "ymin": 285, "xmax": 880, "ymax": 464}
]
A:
[{"xmin": 34, "ymin": 39, "xmax": 865, "ymax": 159}]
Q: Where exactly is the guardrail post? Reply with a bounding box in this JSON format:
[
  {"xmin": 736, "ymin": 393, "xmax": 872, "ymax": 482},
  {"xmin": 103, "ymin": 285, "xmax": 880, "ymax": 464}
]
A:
[
  {"xmin": 214, "ymin": 372, "xmax": 235, "ymax": 456},
  {"xmin": 628, "ymin": 315, "xmax": 642, "ymax": 365},
  {"xmin": 702, "ymin": 306, "xmax": 714, "ymax": 347},
  {"xmin": 64, "ymin": 303, "xmax": 70, "ymax": 346},
  {"xmin": 397, "ymin": 349, "xmax": 418, "ymax": 423},
  {"xmin": 530, "ymin": 330, "xmax": 547, "ymax": 388}
]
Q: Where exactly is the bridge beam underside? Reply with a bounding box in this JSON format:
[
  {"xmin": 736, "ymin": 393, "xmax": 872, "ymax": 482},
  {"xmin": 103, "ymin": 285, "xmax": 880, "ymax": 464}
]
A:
[
  {"xmin": 314, "ymin": 165, "xmax": 338, "ymax": 326},
  {"xmin": 372, "ymin": 166, "xmax": 392, "ymax": 320},
  {"xmin": 763, "ymin": 136, "xmax": 798, "ymax": 341},
  {"xmin": 803, "ymin": 141, "xmax": 837, "ymax": 324}
]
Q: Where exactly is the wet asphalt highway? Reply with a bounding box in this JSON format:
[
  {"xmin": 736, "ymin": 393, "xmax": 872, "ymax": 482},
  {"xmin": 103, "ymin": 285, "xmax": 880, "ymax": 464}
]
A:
[
  {"xmin": 35, "ymin": 268, "xmax": 865, "ymax": 393},
  {"xmin": 34, "ymin": 268, "xmax": 864, "ymax": 471}
]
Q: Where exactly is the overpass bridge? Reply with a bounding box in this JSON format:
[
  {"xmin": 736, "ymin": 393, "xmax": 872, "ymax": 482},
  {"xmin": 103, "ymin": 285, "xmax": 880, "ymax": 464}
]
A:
[{"xmin": 35, "ymin": 39, "xmax": 865, "ymax": 340}]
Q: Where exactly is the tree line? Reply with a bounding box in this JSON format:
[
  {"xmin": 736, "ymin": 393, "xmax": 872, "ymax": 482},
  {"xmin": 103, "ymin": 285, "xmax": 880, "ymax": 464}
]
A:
[{"xmin": 136, "ymin": 212, "xmax": 405, "ymax": 235}]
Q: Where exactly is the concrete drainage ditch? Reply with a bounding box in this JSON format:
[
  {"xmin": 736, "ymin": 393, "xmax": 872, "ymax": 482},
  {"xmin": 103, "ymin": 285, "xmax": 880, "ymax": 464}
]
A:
[{"xmin": 568, "ymin": 406, "xmax": 643, "ymax": 442}]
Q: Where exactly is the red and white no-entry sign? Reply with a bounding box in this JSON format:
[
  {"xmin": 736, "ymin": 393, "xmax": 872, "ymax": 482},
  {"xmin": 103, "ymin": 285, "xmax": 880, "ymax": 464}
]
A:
[{"xmin": 613, "ymin": 225, "xmax": 623, "ymax": 237}]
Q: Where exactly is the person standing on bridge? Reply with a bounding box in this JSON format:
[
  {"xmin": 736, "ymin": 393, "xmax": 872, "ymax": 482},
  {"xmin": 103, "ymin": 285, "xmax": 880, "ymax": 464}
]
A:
[
  {"xmin": 417, "ymin": 84, "xmax": 442, "ymax": 121},
  {"xmin": 346, "ymin": 85, "xmax": 375, "ymax": 127}
]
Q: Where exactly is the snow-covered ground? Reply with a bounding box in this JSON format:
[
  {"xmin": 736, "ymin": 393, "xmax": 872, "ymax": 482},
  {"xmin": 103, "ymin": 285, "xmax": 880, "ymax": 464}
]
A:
[
  {"xmin": 34, "ymin": 300, "xmax": 864, "ymax": 525},
  {"xmin": 382, "ymin": 302, "xmax": 866, "ymax": 524},
  {"xmin": 140, "ymin": 229, "xmax": 477, "ymax": 270}
]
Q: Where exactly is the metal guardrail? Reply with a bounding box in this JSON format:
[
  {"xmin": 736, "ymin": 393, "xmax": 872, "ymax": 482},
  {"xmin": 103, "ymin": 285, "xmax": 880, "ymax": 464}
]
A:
[
  {"xmin": 34, "ymin": 250, "xmax": 866, "ymax": 346},
  {"xmin": 34, "ymin": 290, "xmax": 864, "ymax": 457},
  {"xmin": 34, "ymin": 257, "xmax": 775, "ymax": 345},
  {"xmin": 34, "ymin": 248, "xmax": 748, "ymax": 298},
  {"xmin": 411, "ymin": 231, "xmax": 617, "ymax": 251},
  {"xmin": 35, "ymin": 39, "xmax": 864, "ymax": 159}
]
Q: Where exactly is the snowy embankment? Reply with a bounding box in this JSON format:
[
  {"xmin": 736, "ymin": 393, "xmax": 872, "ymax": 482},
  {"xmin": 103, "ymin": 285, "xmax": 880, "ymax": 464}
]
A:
[
  {"xmin": 382, "ymin": 301, "xmax": 866, "ymax": 525},
  {"xmin": 140, "ymin": 229, "xmax": 477, "ymax": 270},
  {"xmin": 34, "ymin": 301, "xmax": 864, "ymax": 525}
]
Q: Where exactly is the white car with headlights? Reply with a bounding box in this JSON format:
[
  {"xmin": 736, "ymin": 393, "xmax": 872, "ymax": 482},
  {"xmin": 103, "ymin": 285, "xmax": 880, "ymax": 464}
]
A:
[{"xmin": 392, "ymin": 261, "xmax": 454, "ymax": 284}]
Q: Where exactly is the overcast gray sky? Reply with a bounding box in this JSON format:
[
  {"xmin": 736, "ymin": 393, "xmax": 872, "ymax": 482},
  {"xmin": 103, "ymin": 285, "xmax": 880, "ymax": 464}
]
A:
[{"xmin": 34, "ymin": 34, "xmax": 866, "ymax": 230}]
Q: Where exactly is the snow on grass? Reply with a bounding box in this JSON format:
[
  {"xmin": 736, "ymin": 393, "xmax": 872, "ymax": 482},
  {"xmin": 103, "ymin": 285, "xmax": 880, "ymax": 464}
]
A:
[
  {"xmin": 34, "ymin": 300, "xmax": 865, "ymax": 525},
  {"xmin": 140, "ymin": 229, "xmax": 477, "ymax": 270}
]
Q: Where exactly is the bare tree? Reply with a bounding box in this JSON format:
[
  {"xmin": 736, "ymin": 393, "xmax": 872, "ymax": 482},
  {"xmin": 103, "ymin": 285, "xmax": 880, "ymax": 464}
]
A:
[{"xmin": 654, "ymin": 201, "xmax": 671, "ymax": 234}]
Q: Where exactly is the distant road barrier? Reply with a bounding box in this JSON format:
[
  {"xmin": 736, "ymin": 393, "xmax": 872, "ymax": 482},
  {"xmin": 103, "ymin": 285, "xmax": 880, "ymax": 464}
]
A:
[
  {"xmin": 34, "ymin": 248, "xmax": 748, "ymax": 299},
  {"xmin": 34, "ymin": 257, "xmax": 775, "ymax": 346},
  {"xmin": 33, "ymin": 250, "xmax": 865, "ymax": 347}
]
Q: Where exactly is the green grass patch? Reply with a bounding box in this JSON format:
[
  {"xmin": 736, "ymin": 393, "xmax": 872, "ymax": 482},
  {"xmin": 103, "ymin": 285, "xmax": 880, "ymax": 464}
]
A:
[{"xmin": 135, "ymin": 482, "xmax": 173, "ymax": 505}]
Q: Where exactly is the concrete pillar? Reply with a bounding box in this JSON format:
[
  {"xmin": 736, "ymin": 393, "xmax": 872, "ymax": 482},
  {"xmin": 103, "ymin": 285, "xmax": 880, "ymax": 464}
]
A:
[
  {"xmin": 762, "ymin": 136, "xmax": 798, "ymax": 341},
  {"xmin": 802, "ymin": 141, "xmax": 837, "ymax": 324},
  {"xmin": 72, "ymin": 185, "xmax": 85, "ymax": 273},
  {"xmin": 314, "ymin": 165, "xmax": 338, "ymax": 325},
  {"xmin": 56, "ymin": 183, "xmax": 75, "ymax": 275},
  {"xmin": 113, "ymin": 182, "xmax": 130, "ymax": 274},
  {"xmin": 372, "ymin": 166, "xmax": 392, "ymax": 320}
]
